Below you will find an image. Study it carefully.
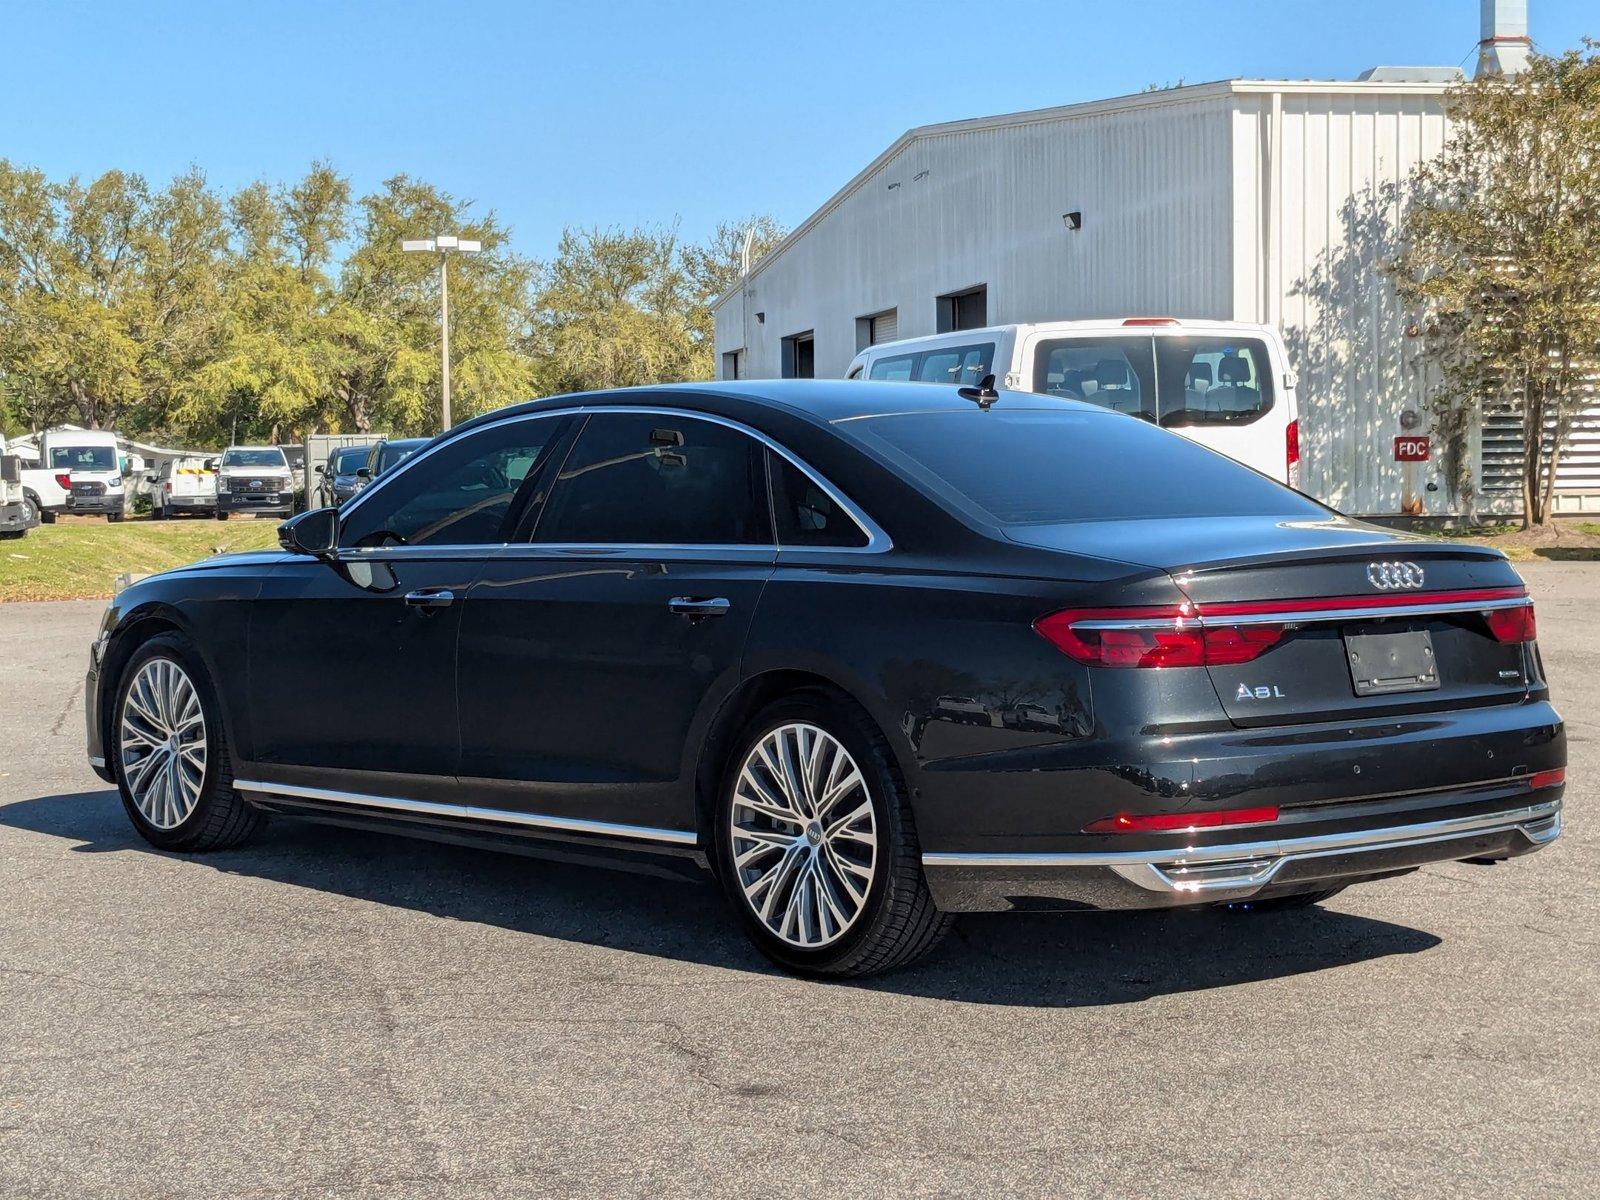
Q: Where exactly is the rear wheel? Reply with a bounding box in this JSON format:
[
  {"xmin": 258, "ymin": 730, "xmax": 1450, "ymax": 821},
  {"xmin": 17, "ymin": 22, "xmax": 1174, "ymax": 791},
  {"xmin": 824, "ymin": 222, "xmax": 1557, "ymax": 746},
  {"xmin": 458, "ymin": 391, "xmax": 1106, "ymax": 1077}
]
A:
[
  {"xmin": 714, "ymin": 694, "xmax": 951, "ymax": 977},
  {"xmin": 38, "ymin": 505, "xmax": 56, "ymax": 524},
  {"xmin": 113, "ymin": 633, "xmax": 264, "ymax": 852}
]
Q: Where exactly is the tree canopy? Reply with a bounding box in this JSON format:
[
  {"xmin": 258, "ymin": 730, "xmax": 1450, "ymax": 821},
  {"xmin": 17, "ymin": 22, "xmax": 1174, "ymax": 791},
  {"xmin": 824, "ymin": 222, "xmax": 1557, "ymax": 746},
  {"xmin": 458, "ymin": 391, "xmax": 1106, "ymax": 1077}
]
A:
[
  {"xmin": 1389, "ymin": 43, "xmax": 1600, "ymax": 526},
  {"xmin": 0, "ymin": 160, "xmax": 781, "ymax": 447}
]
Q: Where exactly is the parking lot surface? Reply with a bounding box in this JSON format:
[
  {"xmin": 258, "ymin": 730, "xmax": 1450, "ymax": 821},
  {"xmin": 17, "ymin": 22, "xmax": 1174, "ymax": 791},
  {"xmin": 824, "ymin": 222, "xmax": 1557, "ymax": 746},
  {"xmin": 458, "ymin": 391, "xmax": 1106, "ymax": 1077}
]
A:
[{"xmin": 1, "ymin": 564, "xmax": 1595, "ymax": 1198}]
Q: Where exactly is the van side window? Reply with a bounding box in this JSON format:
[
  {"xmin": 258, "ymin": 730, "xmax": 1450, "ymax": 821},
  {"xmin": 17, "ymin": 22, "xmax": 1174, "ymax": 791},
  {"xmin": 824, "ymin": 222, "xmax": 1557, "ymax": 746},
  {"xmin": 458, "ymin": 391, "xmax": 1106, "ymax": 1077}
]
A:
[
  {"xmin": 869, "ymin": 354, "xmax": 916, "ymax": 381},
  {"xmin": 870, "ymin": 343, "xmax": 995, "ymax": 385},
  {"xmin": 915, "ymin": 344, "xmax": 993, "ymax": 385},
  {"xmin": 1034, "ymin": 337, "xmax": 1155, "ymax": 422}
]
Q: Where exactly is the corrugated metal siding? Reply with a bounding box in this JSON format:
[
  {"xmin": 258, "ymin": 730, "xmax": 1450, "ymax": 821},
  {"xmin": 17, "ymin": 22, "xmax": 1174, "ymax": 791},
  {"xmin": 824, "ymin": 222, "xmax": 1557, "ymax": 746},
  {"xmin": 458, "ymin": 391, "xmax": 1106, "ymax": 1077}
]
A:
[
  {"xmin": 869, "ymin": 310, "xmax": 898, "ymax": 344},
  {"xmin": 722, "ymin": 94, "xmax": 1236, "ymax": 380},
  {"xmin": 1232, "ymin": 90, "xmax": 1452, "ymax": 514}
]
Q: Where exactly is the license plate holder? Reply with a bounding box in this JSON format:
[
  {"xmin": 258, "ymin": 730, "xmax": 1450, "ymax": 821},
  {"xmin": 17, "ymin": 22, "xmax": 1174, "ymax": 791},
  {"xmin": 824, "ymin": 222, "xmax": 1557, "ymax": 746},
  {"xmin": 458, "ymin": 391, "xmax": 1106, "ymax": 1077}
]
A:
[{"xmin": 1345, "ymin": 626, "xmax": 1439, "ymax": 696}]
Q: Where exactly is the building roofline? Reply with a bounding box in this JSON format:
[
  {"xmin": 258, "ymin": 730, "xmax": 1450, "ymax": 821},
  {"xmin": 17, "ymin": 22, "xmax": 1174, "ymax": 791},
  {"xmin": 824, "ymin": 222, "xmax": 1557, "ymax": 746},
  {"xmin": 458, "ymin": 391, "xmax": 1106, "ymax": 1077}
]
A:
[{"xmin": 712, "ymin": 75, "xmax": 1459, "ymax": 315}]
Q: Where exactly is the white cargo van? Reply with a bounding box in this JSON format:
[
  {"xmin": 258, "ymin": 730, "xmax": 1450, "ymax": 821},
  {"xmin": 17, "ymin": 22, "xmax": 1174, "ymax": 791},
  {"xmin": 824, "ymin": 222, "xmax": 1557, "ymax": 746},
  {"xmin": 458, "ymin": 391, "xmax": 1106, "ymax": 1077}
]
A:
[
  {"xmin": 28, "ymin": 429, "xmax": 128, "ymax": 521},
  {"xmin": 845, "ymin": 319, "xmax": 1300, "ymax": 488}
]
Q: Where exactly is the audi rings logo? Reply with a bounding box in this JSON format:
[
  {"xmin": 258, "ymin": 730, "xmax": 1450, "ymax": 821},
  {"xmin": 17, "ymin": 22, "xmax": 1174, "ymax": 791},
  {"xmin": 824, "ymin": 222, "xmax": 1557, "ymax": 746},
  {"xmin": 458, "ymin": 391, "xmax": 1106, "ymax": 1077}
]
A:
[{"xmin": 1367, "ymin": 561, "xmax": 1426, "ymax": 590}]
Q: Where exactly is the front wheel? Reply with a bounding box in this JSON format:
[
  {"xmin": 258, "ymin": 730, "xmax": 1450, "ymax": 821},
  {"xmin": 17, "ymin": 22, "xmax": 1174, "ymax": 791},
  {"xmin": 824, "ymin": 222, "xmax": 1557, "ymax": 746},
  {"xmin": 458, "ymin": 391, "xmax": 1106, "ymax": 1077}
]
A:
[
  {"xmin": 107, "ymin": 511, "xmax": 124, "ymax": 523},
  {"xmin": 113, "ymin": 633, "xmax": 264, "ymax": 852},
  {"xmin": 215, "ymin": 510, "xmax": 229, "ymax": 521},
  {"xmin": 714, "ymin": 694, "xmax": 951, "ymax": 977}
]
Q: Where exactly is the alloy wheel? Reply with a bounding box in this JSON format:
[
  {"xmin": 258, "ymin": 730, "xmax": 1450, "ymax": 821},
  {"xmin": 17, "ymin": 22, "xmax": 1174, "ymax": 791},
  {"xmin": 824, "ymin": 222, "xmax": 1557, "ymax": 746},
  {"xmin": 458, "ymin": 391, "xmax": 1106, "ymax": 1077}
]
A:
[
  {"xmin": 728, "ymin": 722, "xmax": 878, "ymax": 949},
  {"xmin": 119, "ymin": 657, "xmax": 207, "ymax": 830}
]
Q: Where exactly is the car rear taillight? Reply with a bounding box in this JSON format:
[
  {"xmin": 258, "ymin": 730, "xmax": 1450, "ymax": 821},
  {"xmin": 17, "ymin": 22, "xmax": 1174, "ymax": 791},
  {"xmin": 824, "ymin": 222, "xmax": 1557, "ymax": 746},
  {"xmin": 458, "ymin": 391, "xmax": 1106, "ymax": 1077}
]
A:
[
  {"xmin": 1035, "ymin": 589, "xmax": 1534, "ymax": 669},
  {"xmin": 1034, "ymin": 607, "xmax": 1283, "ymax": 668},
  {"xmin": 164, "ymin": 481, "xmax": 173, "ymax": 493},
  {"xmin": 1285, "ymin": 419, "xmax": 1300, "ymax": 488},
  {"xmin": 55, "ymin": 473, "xmax": 72, "ymax": 490},
  {"xmin": 1084, "ymin": 805, "xmax": 1280, "ymax": 834},
  {"xmin": 1485, "ymin": 604, "xmax": 1537, "ymax": 643},
  {"xmin": 1526, "ymin": 768, "xmax": 1564, "ymax": 791}
]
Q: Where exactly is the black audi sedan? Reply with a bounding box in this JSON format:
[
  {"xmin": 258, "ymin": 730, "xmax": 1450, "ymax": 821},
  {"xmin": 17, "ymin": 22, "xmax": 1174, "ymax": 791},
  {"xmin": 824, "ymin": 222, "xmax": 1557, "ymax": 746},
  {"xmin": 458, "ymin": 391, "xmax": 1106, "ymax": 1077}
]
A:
[{"xmin": 84, "ymin": 381, "xmax": 1565, "ymax": 977}]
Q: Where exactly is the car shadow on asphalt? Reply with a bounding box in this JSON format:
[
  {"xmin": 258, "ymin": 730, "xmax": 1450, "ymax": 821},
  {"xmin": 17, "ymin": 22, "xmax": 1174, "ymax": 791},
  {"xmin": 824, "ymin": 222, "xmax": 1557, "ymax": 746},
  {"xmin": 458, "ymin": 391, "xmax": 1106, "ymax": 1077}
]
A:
[{"xmin": 4, "ymin": 789, "xmax": 1443, "ymax": 1008}]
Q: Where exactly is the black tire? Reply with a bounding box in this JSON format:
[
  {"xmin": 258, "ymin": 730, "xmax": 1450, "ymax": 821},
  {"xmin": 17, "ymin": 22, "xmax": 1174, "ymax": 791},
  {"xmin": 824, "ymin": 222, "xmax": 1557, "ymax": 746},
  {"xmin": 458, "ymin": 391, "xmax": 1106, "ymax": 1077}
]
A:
[
  {"xmin": 107, "ymin": 511, "xmax": 124, "ymax": 523},
  {"xmin": 39, "ymin": 507, "xmax": 57, "ymax": 524},
  {"xmin": 111, "ymin": 632, "xmax": 265, "ymax": 852},
  {"xmin": 215, "ymin": 510, "xmax": 229, "ymax": 521},
  {"xmin": 1224, "ymin": 884, "xmax": 1347, "ymax": 913},
  {"xmin": 713, "ymin": 692, "xmax": 952, "ymax": 978}
]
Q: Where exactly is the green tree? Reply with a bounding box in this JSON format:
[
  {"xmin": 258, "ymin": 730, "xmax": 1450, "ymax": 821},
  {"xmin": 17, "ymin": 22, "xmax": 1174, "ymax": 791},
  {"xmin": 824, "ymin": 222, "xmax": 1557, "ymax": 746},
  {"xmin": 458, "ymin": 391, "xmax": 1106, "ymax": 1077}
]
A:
[
  {"xmin": 334, "ymin": 175, "xmax": 536, "ymax": 434},
  {"xmin": 0, "ymin": 164, "xmax": 228, "ymax": 434},
  {"xmin": 533, "ymin": 216, "xmax": 783, "ymax": 393},
  {"xmin": 173, "ymin": 164, "xmax": 351, "ymax": 445},
  {"xmin": 1389, "ymin": 44, "xmax": 1600, "ymax": 526}
]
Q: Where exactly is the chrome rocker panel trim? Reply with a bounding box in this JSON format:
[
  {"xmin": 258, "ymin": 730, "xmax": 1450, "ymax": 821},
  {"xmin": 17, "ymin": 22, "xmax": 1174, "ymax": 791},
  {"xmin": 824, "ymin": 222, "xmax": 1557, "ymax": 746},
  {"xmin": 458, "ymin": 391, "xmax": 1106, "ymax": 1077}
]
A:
[
  {"xmin": 233, "ymin": 779, "xmax": 699, "ymax": 847},
  {"xmin": 923, "ymin": 799, "xmax": 1562, "ymax": 900}
]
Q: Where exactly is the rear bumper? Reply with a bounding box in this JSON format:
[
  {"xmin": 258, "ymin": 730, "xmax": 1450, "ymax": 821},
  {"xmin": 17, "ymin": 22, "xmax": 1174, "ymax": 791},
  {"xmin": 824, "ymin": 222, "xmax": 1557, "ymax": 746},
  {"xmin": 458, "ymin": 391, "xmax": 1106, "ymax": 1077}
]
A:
[
  {"xmin": 0, "ymin": 500, "xmax": 36, "ymax": 533},
  {"xmin": 161, "ymin": 493, "xmax": 214, "ymax": 509},
  {"xmin": 923, "ymin": 794, "xmax": 1561, "ymax": 911}
]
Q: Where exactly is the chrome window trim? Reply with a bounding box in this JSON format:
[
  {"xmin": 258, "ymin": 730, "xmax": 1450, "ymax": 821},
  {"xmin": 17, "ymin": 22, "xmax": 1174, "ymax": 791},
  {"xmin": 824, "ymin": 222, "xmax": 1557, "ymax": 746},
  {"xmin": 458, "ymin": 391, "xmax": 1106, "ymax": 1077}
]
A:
[
  {"xmin": 234, "ymin": 779, "xmax": 699, "ymax": 846},
  {"xmin": 921, "ymin": 797, "xmax": 1562, "ymax": 873},
  {"xmin": 335, "ymin": 403, "xmax": 891, "ymax": 554},
  {"xmin": 1069, "ymin": 595, "xmax": 1533, "ymax": 631}
]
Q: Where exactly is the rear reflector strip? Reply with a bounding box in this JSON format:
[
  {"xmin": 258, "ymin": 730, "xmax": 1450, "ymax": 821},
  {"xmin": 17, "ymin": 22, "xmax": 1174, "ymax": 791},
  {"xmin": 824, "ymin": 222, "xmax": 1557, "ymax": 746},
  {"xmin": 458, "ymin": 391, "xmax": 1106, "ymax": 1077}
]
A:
[
  {"xmin": 1084, "ymin": 805, "xmax": 1281, "ymax": 834},
  {"xmin": 1526, "ymin": 768, "xmax": 1565, "ymax": 791}
]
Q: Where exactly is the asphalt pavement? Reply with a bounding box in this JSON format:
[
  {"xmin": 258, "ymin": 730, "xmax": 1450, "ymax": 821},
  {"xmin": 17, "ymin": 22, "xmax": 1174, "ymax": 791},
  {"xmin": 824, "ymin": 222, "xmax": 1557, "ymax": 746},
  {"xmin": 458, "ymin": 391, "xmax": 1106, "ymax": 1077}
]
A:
[{"xmin": 0, "ymin": 565, "xmax": 1594, "ymax": 1198}]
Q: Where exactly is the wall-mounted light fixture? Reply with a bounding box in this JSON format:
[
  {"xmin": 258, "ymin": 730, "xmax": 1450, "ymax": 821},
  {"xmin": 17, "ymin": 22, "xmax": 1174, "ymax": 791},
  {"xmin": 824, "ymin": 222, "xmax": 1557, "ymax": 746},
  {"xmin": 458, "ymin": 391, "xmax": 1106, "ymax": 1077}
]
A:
[{"xmin": 1063, "ymin": 211, "xmax": 1083, "ymax": 232}]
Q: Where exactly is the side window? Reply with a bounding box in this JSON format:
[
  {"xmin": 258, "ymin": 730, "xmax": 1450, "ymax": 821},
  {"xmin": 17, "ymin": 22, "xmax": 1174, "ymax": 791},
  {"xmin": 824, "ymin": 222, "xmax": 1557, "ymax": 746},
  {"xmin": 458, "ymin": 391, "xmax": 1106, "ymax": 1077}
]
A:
[
  {"xmin": 769, "ymin": 452, "xmax": 869, "ymax": 549},
  {"xmin": 339, "ymin": 417, "xmax": 564, "ymax": 548},
  {"xmin": 868, "ymin": 354, "xmax": 915, "ymax": 381},
  {"xmin": 534, "ymin": 413, "xmax": 770, "ymax": 546},
  {"xmin": 915, "ymin": 343, "xmax": 993, "ymax": 385}
]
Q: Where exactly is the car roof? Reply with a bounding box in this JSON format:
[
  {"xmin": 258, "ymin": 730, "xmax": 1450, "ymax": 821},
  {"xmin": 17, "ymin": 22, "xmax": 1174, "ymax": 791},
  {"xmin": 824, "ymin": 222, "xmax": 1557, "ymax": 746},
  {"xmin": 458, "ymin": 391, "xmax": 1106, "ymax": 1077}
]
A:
[{"xmin": 455, "ymin": 379, "xmax": 1091, "ymax": 433}]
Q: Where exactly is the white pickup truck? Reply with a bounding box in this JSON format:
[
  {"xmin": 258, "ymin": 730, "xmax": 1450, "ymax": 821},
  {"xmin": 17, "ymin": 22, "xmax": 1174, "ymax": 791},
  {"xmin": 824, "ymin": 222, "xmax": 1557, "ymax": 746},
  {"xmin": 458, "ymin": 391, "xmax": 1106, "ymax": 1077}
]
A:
[
  {"xmin": 150, "ymin": 456, "xmax": 218, "ymax": 519},
  {"xmin": 20, "ymin": 429, "xmax": 129, "ymax": 522}
]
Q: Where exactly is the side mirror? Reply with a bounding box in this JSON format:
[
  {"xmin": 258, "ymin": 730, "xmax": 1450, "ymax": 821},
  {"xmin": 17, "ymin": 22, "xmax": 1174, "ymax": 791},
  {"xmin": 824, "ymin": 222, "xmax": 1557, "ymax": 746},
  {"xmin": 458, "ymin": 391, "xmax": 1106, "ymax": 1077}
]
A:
[
  {"xmin": 205, "ymin": 458, "xmax": 220, "ymax": 471},
  {"xmin": 356, "ymin": 467, "xmax": 371, "ymax": 479},
  {"xmin": 278, "ymin": 507, "xmax": 339, "ymax": 556},
  {"xmin": 315, "ymin": 464, "xmax": 327, "ymax": 475}
]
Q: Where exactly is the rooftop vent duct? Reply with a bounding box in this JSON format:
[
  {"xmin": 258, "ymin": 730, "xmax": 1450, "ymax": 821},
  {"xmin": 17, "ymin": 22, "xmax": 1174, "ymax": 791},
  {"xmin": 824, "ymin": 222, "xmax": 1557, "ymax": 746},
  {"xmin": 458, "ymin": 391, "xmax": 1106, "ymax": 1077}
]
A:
[
  {"xmin": 1356, "ymin": 66, "xmax": 1465, "ymax": 83},
  {"xmin": 1478, "ymin": 0, "xmax": 1532, "ymax": 75}
]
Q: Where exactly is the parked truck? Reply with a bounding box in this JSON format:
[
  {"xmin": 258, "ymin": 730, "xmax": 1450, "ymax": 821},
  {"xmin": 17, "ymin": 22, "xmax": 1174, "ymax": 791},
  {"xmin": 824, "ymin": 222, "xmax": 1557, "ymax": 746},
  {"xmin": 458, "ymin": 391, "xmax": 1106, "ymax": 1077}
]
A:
[
  {"xmin": 0, "ymin": 434, "xmax": 40, "ymax": 538},
  {"xmin": 20, "ymin": 429, "xmax": 129, "ymax": 522},
  {"xmin": 149, "ymin": 456, "xmax": 219, "ymax": 519}
]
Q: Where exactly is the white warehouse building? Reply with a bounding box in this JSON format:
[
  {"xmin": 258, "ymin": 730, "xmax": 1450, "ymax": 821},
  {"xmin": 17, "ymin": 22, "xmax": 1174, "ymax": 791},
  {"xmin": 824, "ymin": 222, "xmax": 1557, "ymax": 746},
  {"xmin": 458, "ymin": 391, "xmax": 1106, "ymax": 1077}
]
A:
[{"xmin": 713, "ymin": 13, "xmax": 1598, "ymax": 517}]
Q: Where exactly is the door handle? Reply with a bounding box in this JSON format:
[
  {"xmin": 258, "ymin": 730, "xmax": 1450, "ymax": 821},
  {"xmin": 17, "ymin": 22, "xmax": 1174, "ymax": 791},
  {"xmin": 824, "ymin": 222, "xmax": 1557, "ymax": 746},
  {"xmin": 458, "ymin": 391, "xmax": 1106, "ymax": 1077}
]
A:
[
  {"xmin": 404, "ymin": 589, "xmax": 456, "ymax": 612},
  {"xmin": 668, "ymin": 596, "xmax": 731, "ymax": 620}
]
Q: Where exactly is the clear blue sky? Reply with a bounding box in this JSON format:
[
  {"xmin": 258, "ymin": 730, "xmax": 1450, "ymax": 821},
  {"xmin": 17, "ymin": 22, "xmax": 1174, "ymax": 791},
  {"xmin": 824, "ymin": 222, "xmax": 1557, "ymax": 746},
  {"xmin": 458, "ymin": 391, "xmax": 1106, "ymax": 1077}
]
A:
[{"xmin": 5, "ymin": 0, "xmax": 1593, "ymax": 260}]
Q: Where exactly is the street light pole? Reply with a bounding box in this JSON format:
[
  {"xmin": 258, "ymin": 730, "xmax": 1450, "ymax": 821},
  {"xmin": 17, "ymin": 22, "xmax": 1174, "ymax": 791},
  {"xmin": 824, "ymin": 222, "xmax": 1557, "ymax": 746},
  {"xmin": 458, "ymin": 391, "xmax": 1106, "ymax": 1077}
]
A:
[{"xmin": 401, "ymin": 234, "xmax": 482, "ymax": 432}]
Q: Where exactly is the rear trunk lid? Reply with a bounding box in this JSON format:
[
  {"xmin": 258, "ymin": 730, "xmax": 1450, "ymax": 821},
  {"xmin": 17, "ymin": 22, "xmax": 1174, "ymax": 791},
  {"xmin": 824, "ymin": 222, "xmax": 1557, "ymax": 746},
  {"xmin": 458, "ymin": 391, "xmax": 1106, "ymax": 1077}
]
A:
[{"xmin": 1009, "ymin": 515, "xmax": 1534, "ymax": 726}]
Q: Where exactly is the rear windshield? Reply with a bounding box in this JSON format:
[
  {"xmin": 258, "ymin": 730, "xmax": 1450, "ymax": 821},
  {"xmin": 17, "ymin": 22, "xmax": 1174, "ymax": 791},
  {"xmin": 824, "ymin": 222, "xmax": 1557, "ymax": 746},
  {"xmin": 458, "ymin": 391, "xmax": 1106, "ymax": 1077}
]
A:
[
  {"xmin": 846, "ymin": 408, "xmax": 1320, "ymax": 526},
  {"xmin": 222, "ymin": 448, "xmax": 287, "ymax": 468},
  {"xmin": 50, "ymin": 445, "xmax": 117, "ymax": 471},
  {"xmin": 1033, "ymin": 335, "xmax": 1276, "ymax": 428}
]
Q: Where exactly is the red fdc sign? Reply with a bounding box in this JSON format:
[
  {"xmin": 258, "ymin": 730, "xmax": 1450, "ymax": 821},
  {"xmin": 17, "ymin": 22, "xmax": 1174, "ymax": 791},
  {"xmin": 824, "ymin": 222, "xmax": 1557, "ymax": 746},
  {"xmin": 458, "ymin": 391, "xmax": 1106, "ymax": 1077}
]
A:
[{"xmin": 1394, "ymin": 436, "xmax": 1430, "ymax": 462}]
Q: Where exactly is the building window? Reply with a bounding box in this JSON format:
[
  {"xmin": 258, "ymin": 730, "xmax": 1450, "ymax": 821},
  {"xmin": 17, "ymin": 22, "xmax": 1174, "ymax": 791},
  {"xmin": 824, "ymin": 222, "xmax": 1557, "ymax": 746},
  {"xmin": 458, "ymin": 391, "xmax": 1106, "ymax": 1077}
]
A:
[
  {"xmin": 854, "ymin": 309, "xmax": 899, "ymax": 352},
  {"xmin": 936, "ymin": 285, "xmax": 987, "ymax": 333},
  {"xmin": 781, "ymin": 331, "xmax": 815, "ymax": 379},
  {"xmin": 721, "ymin": 350, "xmax": 741, "ymax": 380}
]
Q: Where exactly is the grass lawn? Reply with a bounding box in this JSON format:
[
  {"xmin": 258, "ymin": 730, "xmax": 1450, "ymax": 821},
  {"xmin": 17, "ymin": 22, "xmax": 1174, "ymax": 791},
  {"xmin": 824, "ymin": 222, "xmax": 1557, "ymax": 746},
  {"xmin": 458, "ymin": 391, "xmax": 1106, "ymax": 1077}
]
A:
[
  {"xmin": 1434, "ymin": 519, "xmax": 1600, "ymax": 562},
  {"xmin": 0, "ymin": 515, "xmax": 280, "ymax": 602}
]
